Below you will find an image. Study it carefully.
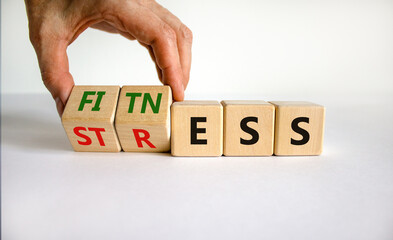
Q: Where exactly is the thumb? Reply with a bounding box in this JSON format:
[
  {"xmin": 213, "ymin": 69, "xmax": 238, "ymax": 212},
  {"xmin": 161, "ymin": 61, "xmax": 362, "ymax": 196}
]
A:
[{"xmin": 35, "ymin": 40, "xmax": 74, "ymax": 117}]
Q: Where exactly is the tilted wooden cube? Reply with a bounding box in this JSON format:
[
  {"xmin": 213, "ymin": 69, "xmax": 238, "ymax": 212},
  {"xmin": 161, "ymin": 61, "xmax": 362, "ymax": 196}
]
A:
[
  {"xmin": 269, "ymin": 101, "xmax": 325, "ymax": 155},
  {"xmin": 115, "ymin": 86, "xmax": 172, "ymax": 152},
  {"xmin": 171, "ymin": 101, "xmax": 223, "ymax": 157},
  {"xmin": 62, "ymin": 86, "xmax": 121, "ymax": 152},
  {"xmin": 222, "ymin": 100, "xmax": 275, "ymax": 156}
]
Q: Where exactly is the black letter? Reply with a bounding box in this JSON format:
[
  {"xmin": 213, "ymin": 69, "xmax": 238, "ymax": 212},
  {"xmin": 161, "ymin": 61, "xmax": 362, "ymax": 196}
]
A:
[
  {"xmin": 291, "ymin": 117, "xmax": 310, "ymax": 145},
  {"xmin": 191, "ymin": 117, "xmax": 207, "ymax": 144},
  {"xmin": 240, "ymin": 117, "xmax": 259, "ymax": 145}
]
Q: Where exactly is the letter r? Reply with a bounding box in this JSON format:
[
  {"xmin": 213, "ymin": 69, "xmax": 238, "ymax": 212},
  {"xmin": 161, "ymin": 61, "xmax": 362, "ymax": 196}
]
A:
[{"xmin": 132, "ymin": 129, "xmax": 156, "ymax": 148}]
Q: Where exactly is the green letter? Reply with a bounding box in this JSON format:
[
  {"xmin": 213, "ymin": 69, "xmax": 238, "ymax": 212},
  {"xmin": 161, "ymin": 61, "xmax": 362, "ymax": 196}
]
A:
[
  {"xmin": 91, "ymin": 91, "xmax": 106, "ymax": 111},
  {"xmin": 78, "ymin": 91, "xmax": 96, "ymax": 111},
  {"xmin": 126, "ymin": 93, "xmax": 142, "ymax": 113},
  {"xmin": 141, "ymin": 93, "xmax": 162, "ymax": 114}
]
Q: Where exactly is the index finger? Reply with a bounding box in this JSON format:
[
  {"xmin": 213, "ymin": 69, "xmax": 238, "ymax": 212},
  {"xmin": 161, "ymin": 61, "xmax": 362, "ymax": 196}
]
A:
[{"xmin": 110, "ymin": 3, "xmax": 185, "ymax": 101}]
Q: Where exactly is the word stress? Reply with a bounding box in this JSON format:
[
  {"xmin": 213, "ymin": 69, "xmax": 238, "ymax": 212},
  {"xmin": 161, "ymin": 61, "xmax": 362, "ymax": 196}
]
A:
[{"xmin": 62, "ymin": 86, "xmax": 325, "ymax": 156}]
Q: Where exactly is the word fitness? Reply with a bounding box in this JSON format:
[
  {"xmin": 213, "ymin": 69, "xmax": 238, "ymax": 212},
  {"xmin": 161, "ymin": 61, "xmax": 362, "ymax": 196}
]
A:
[{"xmin": 62, "ymin": 86, "xmax": 325, "ymax": 156}]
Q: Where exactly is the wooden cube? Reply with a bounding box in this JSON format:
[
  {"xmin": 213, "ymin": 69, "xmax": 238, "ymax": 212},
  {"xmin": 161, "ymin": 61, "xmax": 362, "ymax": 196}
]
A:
[
  {"xmin": 115, "ymin": 86, "xmax": 172, "ymax": 152},
  {"xmin": 222, "ymin": 100, "xmax": 275, "ymax": 156},
  {"xmin": 171, "ymin": 101, "xmax": 223, "ymax": 157},
  {"xmin": 62, "ymin": 86, "xmax": 121, "ymax": 152},
  {"xmin": 269, "ymin": 101, "xmax": 325, "ymax": 155}
]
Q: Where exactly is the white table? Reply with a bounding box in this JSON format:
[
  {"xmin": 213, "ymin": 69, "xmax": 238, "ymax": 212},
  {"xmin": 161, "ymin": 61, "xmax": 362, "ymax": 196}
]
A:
[{"xmin": 2, "ymin": 94, "xmax": 393, "ymax": 240}]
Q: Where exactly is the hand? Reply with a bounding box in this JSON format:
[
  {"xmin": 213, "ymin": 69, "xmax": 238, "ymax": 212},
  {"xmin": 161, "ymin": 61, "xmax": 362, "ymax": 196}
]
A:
[{"xmin": 24, "ymin": 0, "xmax": 193, "ymax": 116}]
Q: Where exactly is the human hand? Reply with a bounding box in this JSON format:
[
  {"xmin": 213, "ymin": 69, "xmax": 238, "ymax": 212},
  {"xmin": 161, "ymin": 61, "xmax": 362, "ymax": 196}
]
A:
[{"xmin": 25, "ymin": 0, "xmax": 192, "ymax": 116}]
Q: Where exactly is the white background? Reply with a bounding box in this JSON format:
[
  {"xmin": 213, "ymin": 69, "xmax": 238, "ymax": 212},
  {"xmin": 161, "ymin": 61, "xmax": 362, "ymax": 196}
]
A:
[
  {"xmin": 2, "ymin": 0, "xmax": 393, "ymax": 240},
  {"xmin": 2, "ymin": 95, "xmax": 393, "ymax": 240},
  {"xmin": 2, "ymin": 0, "xmax": 393, "ymax": 99}
]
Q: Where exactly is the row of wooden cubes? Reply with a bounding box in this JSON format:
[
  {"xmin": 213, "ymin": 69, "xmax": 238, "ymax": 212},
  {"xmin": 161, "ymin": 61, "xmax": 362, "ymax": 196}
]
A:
[{"xmin": 62, "ymin": 85, "xmax": 325, "ymax": 156}]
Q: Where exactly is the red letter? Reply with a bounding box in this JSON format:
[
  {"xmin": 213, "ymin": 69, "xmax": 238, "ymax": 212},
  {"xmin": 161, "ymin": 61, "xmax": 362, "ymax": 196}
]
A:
[
  {"xmin": 132, "ymin": 129, "xmax": 156, "ymax": 148},
  {"xmin": 74, "ymin": 127, "xmax": 92, "ymax": 145},
  {"xmin": 88, "ymin": 128, "xmax": 106, "ymax": 146}
]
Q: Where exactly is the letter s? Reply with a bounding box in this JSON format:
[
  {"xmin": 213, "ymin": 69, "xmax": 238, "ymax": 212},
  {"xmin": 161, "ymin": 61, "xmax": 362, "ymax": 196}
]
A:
[
  {"xmin": 291, "ymin": 117, "xmax": 310, "ymax": 145},
  {"xmin": 73, "ymin": 127, "xmax": 92, "ymax": 145},
  {"xmin": 240, "ymin": 116, "xmax": 259, "ymax": 145}
]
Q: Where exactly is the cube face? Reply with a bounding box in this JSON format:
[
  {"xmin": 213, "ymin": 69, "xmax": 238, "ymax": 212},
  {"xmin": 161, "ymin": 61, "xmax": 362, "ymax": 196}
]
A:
[
  {"xmin": 222, "ymin": 100, "xmax": 275, "ymax": 156},
  {"xmin": 270, "ymin": 101, "xmax": 325, "ymax": 156},
  {"xmin": 62, "ymin": 86, "xmax": 121, "ymax": 152},
  {"xmin": 171, "ymin": 101, "xmax": 223, "ymax": 157},
  {"xmin": 115, "ymin": 86, "xmax": 172, "ymax": 152},
  {"xmin": 62, "ymin": 122, "xmax": 120, "ymax": 152}
]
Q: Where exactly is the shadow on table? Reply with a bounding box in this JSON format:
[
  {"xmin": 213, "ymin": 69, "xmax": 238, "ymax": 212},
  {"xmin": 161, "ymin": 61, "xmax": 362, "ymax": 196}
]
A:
[{"xmin": 2, "ymin": 112, "xmax": 71, "ymax": 151}]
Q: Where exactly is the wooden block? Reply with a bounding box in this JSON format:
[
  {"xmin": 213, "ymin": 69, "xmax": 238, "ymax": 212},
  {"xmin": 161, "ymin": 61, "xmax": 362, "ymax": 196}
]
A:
[
  {"xmin": 222, "ymin": 100, "xmax": 275, "ymax": 156},
  {"xmin": 269, "ymin": 101, "xmax": 325, "ymax": 155},
  {"xmin": 171, "ymin": 101, "xmax": 223, "ymax": 156},
  {"xmin": 115, "ymin": 85, "xmax": 172, "ymax": 152},
  {"xmin": 62, "ymin": 86, "xmax": 121, "ymax": 152}
]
